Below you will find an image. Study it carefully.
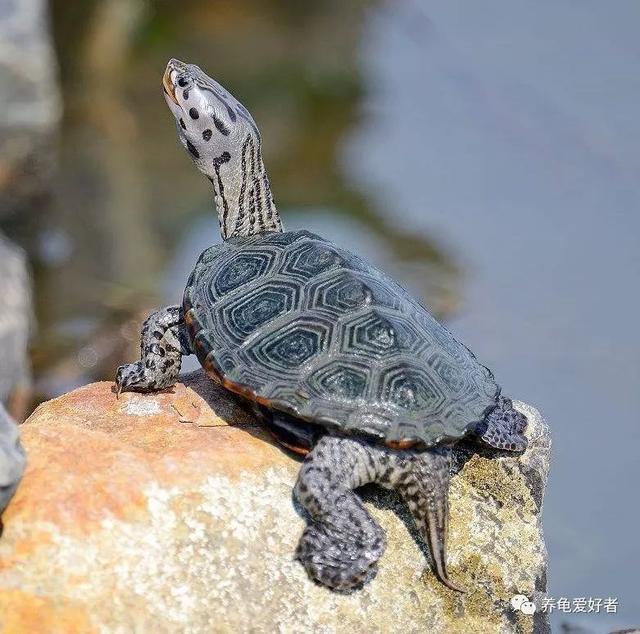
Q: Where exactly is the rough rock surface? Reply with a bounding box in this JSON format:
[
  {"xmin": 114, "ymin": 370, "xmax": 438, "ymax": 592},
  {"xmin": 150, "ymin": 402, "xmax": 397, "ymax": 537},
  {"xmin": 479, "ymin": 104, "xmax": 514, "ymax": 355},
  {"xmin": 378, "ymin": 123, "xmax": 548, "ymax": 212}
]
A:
[{"xmin": 0, "ymin": 371, "xmax": 551, "ymax": 633}]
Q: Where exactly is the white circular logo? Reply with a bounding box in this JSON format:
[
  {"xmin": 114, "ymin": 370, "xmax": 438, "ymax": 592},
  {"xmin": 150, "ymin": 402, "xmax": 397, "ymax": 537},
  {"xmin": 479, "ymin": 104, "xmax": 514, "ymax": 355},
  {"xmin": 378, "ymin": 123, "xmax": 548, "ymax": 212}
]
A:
[
  {"xmin": 511, "ymin": 594, "xmax": 537, "ymax": 614},
  {"xmin": 510, "ymin": 594, "xmax": 528, "ymax": 610}
]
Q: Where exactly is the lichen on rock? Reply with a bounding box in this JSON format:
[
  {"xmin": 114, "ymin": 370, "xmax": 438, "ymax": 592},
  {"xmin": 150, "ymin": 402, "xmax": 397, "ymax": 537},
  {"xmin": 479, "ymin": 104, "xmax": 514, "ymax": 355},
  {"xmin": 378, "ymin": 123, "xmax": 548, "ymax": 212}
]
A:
[{"xmin": 0, "ymin": 371, "xmax": 550, "ymax": 633}]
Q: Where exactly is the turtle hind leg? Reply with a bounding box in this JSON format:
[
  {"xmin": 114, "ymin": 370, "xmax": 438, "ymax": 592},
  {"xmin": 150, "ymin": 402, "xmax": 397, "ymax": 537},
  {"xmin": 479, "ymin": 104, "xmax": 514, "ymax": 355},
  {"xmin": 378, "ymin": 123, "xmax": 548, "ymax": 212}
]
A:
[
  {"xmin": 115, "ymin": 305, "xmax": 192, "ymax": 395},
  {"xmin": 293, "ymin": 435, "xmax": 386, "ymax": 590},
  {"xmin": 477, "ymin": 397, "xmax": 528, "ymax": 452},
  {"xmin": 393, "ymin": 448, "xmax": 465, "ymax": 593}
]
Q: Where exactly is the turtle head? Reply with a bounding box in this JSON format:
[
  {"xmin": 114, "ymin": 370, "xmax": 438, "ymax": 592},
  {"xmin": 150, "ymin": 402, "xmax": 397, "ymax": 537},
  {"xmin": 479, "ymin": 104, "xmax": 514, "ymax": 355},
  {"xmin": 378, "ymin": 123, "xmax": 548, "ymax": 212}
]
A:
[
  {"xmin": 162, "ymin": 58, "xmax": 282, "ymax": 239},
  {"xmin": 163, "ymin": 58, "xmax": 260, "ymax": 179}
]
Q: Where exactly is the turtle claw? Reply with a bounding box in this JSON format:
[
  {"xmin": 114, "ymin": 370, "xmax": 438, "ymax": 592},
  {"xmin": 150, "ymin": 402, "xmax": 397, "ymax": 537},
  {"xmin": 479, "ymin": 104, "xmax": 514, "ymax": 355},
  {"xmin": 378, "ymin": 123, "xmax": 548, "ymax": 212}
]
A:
[
  {"xmin": 426, "ymin": 470, "xmax": 466, "ymax": 593},
  {"xmin": 443, "ymin": 577, "xmax": 467, "ymax": 593},
  {"xmin": 114, "ymin": 305, "xmax": 187, "ymax": 399},
  {"xmin": 115, "ymin": 361, "xmax": 152, "ymax": 395},
  {"xmin": 428, "ymin": 519, "xmax": 466, "ymax": 593}
]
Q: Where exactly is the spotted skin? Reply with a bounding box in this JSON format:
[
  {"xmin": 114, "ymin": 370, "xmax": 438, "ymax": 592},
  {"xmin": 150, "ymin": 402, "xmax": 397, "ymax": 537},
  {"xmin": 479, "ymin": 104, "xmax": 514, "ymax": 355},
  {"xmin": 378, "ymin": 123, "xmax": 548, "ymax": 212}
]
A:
[
  {"xmin": 162, "ymin": 58, "xmax": 282, "ymax": 240},
  {"xmin": 115, "ymin": 60, "xmax": 529, "ymax": 592},
  {"xmin": 294, "ymin": 435, "xmax": 387, "ymax": 590},
  {"xmin": 477, "ymin": 396, "xmax": 528, "ymax": 452},
  {"xmin": 294, "ymin": 435, "xmax": 464, "ymax": 591},
  {"xmin": 116, "ymin": 306, "xmax": 192, "ymax": 393}
]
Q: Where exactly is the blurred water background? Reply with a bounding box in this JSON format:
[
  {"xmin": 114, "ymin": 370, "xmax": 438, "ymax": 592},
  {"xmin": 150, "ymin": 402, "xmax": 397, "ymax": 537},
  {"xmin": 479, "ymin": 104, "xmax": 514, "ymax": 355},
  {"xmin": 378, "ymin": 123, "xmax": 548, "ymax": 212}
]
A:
[{"xmin": 1, "ymin": 1, "xmax": 638, "ymax": 631}]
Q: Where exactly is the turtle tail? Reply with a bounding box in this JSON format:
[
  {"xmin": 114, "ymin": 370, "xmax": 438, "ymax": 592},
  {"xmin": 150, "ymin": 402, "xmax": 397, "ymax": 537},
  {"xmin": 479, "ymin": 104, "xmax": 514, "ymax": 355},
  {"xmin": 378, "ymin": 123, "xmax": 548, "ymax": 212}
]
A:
[{"xmin": 396, "ymin": 448, "xmax": 466, "ymax": 593}]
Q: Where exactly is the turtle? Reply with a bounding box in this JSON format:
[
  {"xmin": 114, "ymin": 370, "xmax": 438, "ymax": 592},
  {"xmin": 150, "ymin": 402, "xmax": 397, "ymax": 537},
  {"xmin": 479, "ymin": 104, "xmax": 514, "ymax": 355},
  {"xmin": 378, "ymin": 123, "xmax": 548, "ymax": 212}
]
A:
[{"xmin": 116, "ymin": 58, "xmax": 529, "ymax": 592}]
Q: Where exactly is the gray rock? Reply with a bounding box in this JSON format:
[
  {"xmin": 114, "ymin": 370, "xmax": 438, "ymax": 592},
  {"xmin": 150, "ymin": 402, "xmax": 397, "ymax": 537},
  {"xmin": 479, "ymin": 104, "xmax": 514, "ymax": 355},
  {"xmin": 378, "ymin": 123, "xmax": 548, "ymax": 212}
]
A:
[
  {"xmin": 0, "ymin": 0, "xmax": 61, "ymax": 217},
  {"xmin": 0, "ymin": 402, "xmax": 26, "ymax": 514},
  {"xmin": 0, "ymin": 234, "xmax": 32, "ymax": 417}
]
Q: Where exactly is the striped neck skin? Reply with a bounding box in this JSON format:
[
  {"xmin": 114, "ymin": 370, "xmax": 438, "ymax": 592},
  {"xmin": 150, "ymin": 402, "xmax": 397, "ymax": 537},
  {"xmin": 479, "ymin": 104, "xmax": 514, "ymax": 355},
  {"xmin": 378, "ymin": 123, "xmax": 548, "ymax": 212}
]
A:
[{"xmin": 209, "ymin": 133, "xmax": 283, "ymax": 240}]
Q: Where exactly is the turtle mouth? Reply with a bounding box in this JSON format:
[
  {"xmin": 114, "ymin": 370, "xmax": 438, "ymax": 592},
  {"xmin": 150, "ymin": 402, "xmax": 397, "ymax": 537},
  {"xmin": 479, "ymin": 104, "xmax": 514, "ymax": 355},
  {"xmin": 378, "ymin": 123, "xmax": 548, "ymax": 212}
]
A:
[
  {"xmin": 162, "ymin": 65, "xmax": 178, "ymax": 105},
  {"xmin": 163, "ymin": 58, "xmax": 190, "ymax": 106}
]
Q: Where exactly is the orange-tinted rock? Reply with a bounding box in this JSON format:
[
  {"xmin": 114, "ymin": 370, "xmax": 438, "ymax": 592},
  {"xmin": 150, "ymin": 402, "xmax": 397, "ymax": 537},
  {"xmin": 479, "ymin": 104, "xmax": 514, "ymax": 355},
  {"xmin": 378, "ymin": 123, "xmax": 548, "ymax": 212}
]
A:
[
  {"xmin": 0, "ymin": 371, "xmax": 550, "ymax": 633},
  {"xmin": 4, "ymin": 373, "xmax": 275, "ymax": 536}
]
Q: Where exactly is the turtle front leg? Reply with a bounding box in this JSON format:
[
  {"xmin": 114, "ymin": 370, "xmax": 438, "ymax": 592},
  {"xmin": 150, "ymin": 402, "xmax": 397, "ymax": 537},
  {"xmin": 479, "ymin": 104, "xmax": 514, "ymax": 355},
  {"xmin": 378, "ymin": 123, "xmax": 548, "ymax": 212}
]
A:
[
  {"xmin": 293, "ymin": 435, "xmax": 387, "ymax": 590},
  {"xmin": 115, "ymin": 305, "xmax": 192, "ymax": 395}
]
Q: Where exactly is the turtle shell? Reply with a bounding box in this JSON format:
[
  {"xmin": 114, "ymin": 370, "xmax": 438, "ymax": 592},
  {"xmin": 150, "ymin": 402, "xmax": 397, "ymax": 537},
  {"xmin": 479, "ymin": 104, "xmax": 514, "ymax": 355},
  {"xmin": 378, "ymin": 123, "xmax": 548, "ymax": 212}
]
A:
[{"xmin": 183, "ymin": 230, "xmax": 500, "ymax": 447}]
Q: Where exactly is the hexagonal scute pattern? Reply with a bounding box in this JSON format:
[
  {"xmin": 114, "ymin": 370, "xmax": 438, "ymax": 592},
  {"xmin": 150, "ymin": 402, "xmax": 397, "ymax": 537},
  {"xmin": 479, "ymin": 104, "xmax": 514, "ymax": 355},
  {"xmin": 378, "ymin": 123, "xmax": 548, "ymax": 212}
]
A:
[
  {"xmin": 308, "ymin": 360, "xmax": 372, "ymax": 401},
  {"xmin": 213, "ymin": 249, "xmax": 277, "ymax": 297},
  {"xmin": 428, "ymin": 353, "xmax": 466, "ymax": 393},
  {"xmin": 305, "ymin": 270, "xmax": 401, "ymax": 317},
  {"xmin": 341, "ymin": 309, "xmax": 428, "ymax": 359},
  {"xmin": 217, "ymin": 281, "xmax": 300, "ymax": 344},
  {"xmin": 241, "ymin": 316, "xmax": 334, "ymax": 376},
  {"xmin": 184, "ymin": 231, "xmax": 500, "ymax": 446},
  {"xmin": 380, "ymin": 364, "xmax": 447, "ymax": 414},
  {"xmin": 281, "ymin": 240, "xmax": 360, "ymax": 280}
]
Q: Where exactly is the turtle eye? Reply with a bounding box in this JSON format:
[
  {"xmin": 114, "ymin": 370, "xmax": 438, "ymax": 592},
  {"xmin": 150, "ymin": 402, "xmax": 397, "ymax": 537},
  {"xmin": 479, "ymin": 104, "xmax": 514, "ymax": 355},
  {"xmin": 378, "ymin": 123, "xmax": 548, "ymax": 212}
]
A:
[{"xmin": 177, "ymin": 75, "xmax": 190, "ymax": 88}]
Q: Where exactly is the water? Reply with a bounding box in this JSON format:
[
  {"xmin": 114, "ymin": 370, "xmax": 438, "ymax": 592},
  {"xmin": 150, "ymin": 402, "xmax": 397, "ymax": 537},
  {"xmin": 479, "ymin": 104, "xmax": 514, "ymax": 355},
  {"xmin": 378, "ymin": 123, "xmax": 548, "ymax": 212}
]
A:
[{"xmin": 346, "ymin": 2, "xmax": 640, "ymax": 630}]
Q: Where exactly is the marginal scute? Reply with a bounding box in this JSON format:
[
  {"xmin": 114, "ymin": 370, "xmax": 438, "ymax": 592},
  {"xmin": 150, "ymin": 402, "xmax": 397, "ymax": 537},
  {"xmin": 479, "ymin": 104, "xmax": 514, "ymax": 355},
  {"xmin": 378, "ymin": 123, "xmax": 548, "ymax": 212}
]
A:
[
  {"xmin": 261, "ymin": 229, "xmax": 320, "ymax": 246},
  {"xmin": 184, "ymin": 231, "xmax": 500, "ymax": 446},
  {"xmin": 214, "ymin": 350, "xmax": 237, "ymax": 374}
]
